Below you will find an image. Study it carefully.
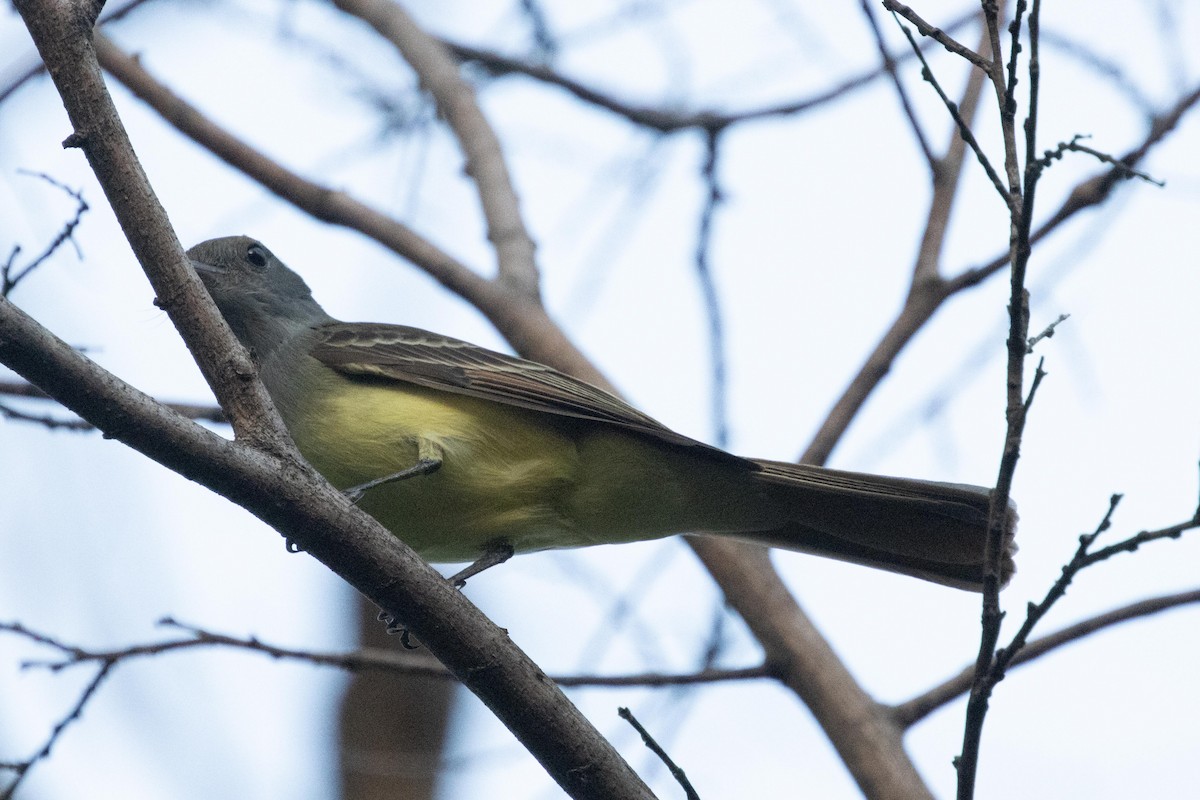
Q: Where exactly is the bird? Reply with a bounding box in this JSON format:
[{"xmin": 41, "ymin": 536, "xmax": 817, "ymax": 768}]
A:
[{"xmin": 188, "ymin": 235, "xmax": 1015, "ymax": 591}]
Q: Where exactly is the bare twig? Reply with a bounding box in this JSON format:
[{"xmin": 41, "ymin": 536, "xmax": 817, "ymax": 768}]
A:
[
  {"xmin": 859, "ymin": 0, "xmax": 936, "ymax": 167},
  {"xmin": 0, "ymin": 656, "xmax": 114, "ymax": 800},
  {"xmin": 443, "ymin": 11, "xmax": 982, "ymax": 131},
  {"xmin": 1026, "ymin": 313, "xmax": 1069, "ymax": 352},
  {"xmin": 694, "ymin": 128, "xmax": 729, "ymax": 447},
  {"xmin": 946, "ymin": 494, "xmax": 1200, "ymax": 746},
  {"xmin": 1, "ymin": 174, "xmax": 88, "ymax": 297},
  {"xmin": 2, "ymin": 618, "xmax": 770, "ymax": 688},
  {"xmin": 957, "ymin": 3, "xmax": 1043, "ymax": 796},
  {"xmin": 0, "ymin": 380, "xmax": 225, "ymax": 426},
  {"xmin": 618, "ymin": 707, "xmax": 701, "ymax": 800},
  {"xmin": 888, "ymin": 11, "xmax": 1015, "ymax": 211},
  {"xmin": 332, "ymin": 0, "xmax": 541, "ymax": 297},
  {"xmin": 1034, "ymin": 135, "xmax": 1164, "ymax": 186},
  {"xmin": 881, "ymin": 1, "xmax": 991, "ymax": 69},
  {"xmin": 992, "ymin": 498, "xmax": 1130, "ymax": 675},
  {"xmin": 947, "ymin": 79, "xmax": 1200, "ymax": 292},
  {"xmin": 891, "ymin": 586, "xmax": 1200, "ymax": 727}
]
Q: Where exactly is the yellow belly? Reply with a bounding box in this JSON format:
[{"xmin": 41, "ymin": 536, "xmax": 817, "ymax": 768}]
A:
[{"xmin": 271, "ymin": 369, "xmax": 781, "ymax": 562}]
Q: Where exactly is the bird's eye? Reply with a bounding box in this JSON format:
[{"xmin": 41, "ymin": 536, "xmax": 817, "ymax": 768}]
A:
[{"xmin": 245, "ymin": 244, "xmax": 269, "ymax": 268}]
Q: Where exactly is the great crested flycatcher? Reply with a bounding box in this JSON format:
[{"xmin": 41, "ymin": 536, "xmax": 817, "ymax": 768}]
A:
[{"xmin": 188, "ymin": 236, "xmax": 1016, "ymax": 591}]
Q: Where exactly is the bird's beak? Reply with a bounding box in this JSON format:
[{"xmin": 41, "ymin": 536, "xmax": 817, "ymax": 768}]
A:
[{"xmin": 190, "ymin": 258, "xmax": 220, "ymax": 276}]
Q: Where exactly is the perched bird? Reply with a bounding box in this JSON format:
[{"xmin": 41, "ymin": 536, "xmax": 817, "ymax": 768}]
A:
[{"xmin": 188, "ymin": 236, "xmax": 1015, "ymax": 591}]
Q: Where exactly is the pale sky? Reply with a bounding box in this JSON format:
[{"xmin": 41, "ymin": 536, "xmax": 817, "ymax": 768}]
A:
[{"xmin": 3, "ymin": 1, "xmax": 1199, "ymax": 798}]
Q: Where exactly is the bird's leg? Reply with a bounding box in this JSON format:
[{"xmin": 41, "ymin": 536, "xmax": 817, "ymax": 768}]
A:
[
  {"xmin": 379, "ymin": 541, "xmax": 515, "ymax": 648},
  {"xmin": 344, "ymin": 438, "xmax": 443, "ymax": 503},
  {"xmin": 448, "ymin": 541, "xmax": 516, "ymax": 588}
]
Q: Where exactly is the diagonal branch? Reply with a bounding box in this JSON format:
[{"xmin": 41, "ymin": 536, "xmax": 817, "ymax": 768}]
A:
[
  {"xmin": 882, "ymin": 1, "xmax": 991, "ymax": 69},
  {"xmin": 891, "ymin": 586, "xmax": 1200, "ymax": 727},
  {"xmin": 333, "ymin": 0, "xmax": 541, "ymax": 297},
  {"xmin": 442, "ymin": 11, "xmax": 981, "ymax": 132},
  {"xmin": 10, "ymin": 4, "xmax": 655, "ymax": 798},
  {"xmin": 91, "ymin": 32, "xmax": 607, "ymax": 387},
  {"xmin": 860, "ymin": 0, "xmax": 937, "ymax": 167}
]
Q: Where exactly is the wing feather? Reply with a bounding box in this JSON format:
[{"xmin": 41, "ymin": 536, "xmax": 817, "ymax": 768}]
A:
[{"xmin": 309, "ymin": 323, "xmax": 733, "ymax": 455}]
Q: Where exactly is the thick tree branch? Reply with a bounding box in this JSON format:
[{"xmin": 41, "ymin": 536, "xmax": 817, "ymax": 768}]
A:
[
  {"xmin": 687, "ymin": 538, "xmax": 935, "ymax": 800},
  {"xmin": 18, "ymin": 5, "xmax": 285, "ymax": 454},
  {"xmin": 91, "ymin": 32, "xmax": 606, "ymax": 388},
  {"xmin": 0, "ymin": 297, "xmax": 655, "ymax": 800},
  {"xmin": 89, "ymin": 22, "xmax": 937, "ymax": 796},
  {"xmin": 9, "ymin": 4, "xmax": 654, "ymax": 798}
]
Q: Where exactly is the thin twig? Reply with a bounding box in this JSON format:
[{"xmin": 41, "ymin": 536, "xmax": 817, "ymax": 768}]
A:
[
  {"xmin": 0, "ymin": 380, "xmax": 226, "ymax": 425},
  {"xmin": 881, "ymin": 1, "xmax": 991, "ymax": 69},
  {"xmin": 445, "ymin": 11, "xmax": 982, "ymax": 131},
  {"xmin": 947, "ymin": 79, "xmax": 1200, "ymax": 292},
  {"xmin": 958, "ymin": 3, "xmax": 1039, "ymax": 795},
  {"xmin": 618, "ymin": 707, "xmax": 701, "ymax": 800},
  {"xmin": 1, "ymin": 618, "xmax": 771, "ymax": 688},
  {"xmin": 859, "ymin": 0, "xmax": 936, "ymax": 167},
  {"xmin": 332, "ymin": 0, "xmax": 541, "ymax": 297},
  {"xmin": 694, "ymin": 128, "xmax": 729, "ymax": 448},
  {"xmin": 0, "ymin": 659, "xmax": 114, "ymax": 800},
  {"xmin": 2, "ymin": 173, "xmax": 88, "ymax": 296},
  {"xmin": 1025, "ymin": 313, "xmax": 1069, "ymax": 352},
  {"xmin": 891, "ymin": 586, "xmax": 1200, "ymax": 727},
  {"xmin": 888, "ymin": 10, "xmax": 1016, "ymax": 212},
  {"xmin": 1033, "ymin": 134, "xmax": 1164, "ymax": 186}
]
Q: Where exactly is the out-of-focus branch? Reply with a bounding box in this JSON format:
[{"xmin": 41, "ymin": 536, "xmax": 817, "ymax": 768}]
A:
[
  {"xmin": 805, "ymin": 13, "xmax": 995, "ymax": 465},
  {"xmin": 91, "ymin": 32, "xmax": 607, "ymax": 388},
  {"xmin": 443, "ymin": 10, "xmax": 980, "ymax": 131},
  {"xmin": 693, "ymin": 128, "xmax": 729, "ymax": 447},
  {"xmin": 0, "ymin": 380, "xmax": 225, "ymax": 424},
  {"xmin": 687, "ymin": 539, "xmax": 934, "ymax": 800},
  {"xmin": 4, "ymin": 617, "xmax": 771, "ymax": 688},
  {"xmin": 10, "ymin": 5, "xmax": 655, "ymax": 798},
  {"xmin": 59, "ymin": 11, "xmax": 1200, "ymax": 800},
  {"xmin": 891, "ymin": 586, "xmax": 1200, "ymax": 727},
  {"xmin": 803, "ymin": 73, "xmax": 1200, "ymax": 468},
  {"xmin": 333, "ymin": 0, "xmax": 540, "ymax": 297},
  {"xmin": 859, "ymin": 0, "xmax": 936, "ymax": 168}
]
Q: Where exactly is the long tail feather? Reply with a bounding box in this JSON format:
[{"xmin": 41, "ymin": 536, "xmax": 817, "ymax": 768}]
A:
[{"xmin": 741, "ymin": 461, "xmax": 1017, "ymax": 591}]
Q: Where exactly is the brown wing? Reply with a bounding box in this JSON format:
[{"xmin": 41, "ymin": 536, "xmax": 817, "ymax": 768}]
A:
[{"xmin": 310, "ymin": 322, "xmax": 740, "ymax": 456}]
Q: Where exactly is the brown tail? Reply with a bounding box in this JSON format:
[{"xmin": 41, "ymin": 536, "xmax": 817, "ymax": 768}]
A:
[{"xmin": 739, "ymin": 460, "xmax": 1017, "ymax": 592}]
